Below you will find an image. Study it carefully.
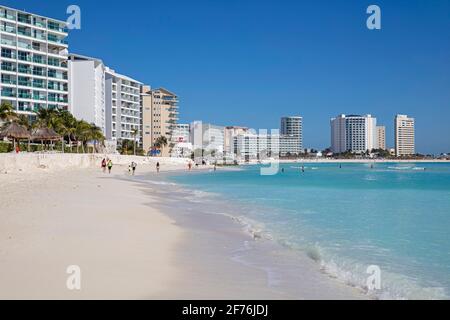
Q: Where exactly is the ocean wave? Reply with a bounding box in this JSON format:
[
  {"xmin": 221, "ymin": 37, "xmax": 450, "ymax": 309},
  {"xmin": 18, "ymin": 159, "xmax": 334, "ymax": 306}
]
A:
[
  {"xmin": 308, "ymin": 247, "xmax": 450, "ymax": 300},
  {"xmin": 145, "ymin": 180, "xmax": 178, "ymax": 186},
  {"xmin": 227, "ymin": 213, "xmax": 450, "ymax": 300},
  {"xmin": 164, "ymin": 173, "xmax": 450, "ymax": 300}
]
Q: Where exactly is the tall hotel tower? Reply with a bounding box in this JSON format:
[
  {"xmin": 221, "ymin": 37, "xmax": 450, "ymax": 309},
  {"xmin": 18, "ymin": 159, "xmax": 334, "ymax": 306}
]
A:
[
  {"xmin": 281, "ymin": 116, "xmax": 303, "ymax": 152},
  {"xmin": 395, "ymin": 114, "xmax": 415, "ymax": 157},
  {"xmin": 331, "ymin": 114, "xmax": 377, "ymax": 154},
  {"xmin": 0, "ymin": 6, "xmax": 69, "ymax": 117},
  {"xmin": 105, "ymin": 69, "xmax": 142, "ymax": 146},
  {"xmin": 68, "ymin": 54, "xmax": 106, "ymax": 134},
  {"xmin": 141, "ymin": 86, "xmax": 179, "ymax": 156}
]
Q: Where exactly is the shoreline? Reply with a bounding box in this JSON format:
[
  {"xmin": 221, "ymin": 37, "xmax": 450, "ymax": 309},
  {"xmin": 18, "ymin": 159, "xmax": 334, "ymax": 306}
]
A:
[
  {"xmin": 165, "ymin": 163, "xmax": 450, "ymax": 300},
  {"xmin": 2, "ymin": 154, "xmax": 449, "ymax": 299},
  {"xmin": 135, "ymin": 169, "xmax": 367, "ymax": 300},
  {"xmin": 277, "ymin": 159, "xmax": 449, "ymax": 164},
  {"xmin": 0, "ymin": 156, "xmax": 366, "ymax": 299}
]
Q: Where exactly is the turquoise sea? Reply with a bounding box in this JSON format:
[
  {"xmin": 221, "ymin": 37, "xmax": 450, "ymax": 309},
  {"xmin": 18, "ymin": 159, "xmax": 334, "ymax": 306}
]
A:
[{"xmin": 168, "ymin": 162, "xmax": 450, "ymax": 300}]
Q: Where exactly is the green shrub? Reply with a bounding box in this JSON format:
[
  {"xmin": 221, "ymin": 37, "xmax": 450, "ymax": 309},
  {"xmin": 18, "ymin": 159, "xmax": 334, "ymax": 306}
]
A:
[{"xmin": 0, "ymin": 142, "xmax": 12, "ymax": 153}]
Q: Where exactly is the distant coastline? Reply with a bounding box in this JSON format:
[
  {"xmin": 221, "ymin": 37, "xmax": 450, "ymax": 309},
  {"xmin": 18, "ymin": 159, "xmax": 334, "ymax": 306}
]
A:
[{"xmin": 277, "ymin": 159, "xmax": 450, "ymax": 164}]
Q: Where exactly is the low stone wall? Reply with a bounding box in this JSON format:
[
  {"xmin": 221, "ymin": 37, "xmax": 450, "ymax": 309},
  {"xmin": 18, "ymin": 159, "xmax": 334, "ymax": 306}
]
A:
[{"xmin": 0, "ymin": 153, "xmax": 190, "ymax": 173}]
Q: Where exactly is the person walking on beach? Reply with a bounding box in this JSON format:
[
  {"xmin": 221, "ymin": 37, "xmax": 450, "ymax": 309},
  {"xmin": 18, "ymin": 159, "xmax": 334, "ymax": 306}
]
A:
[
  {"xmin": 101, "ymin": 158, "xmax": 107, "ymax": 173},
  {"xmin": 107, "ymin": 160, "xmax": 113, "ymax": 174},
  {"xmin": 156, "ymin": 162, "xmax": 160, "ymax": 173},
  {"xmin": 131, "ymin": 162, "xmax": 137, "ymax": 176},
  {"xmin": 188, "ymin": 162, "xmax": 192, "ymax": 171}
]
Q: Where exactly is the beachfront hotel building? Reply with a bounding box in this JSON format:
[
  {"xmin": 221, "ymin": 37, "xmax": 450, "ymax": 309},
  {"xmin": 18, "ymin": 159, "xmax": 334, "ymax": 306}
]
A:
[
  {"xmin": 233, "ymin": 132, "xmax": 280, "ymax": 160},
  {"xmin": 331, "ymin": 114, "xmax": 377, "ymax": 154},
  {"xmin": 141, "ymin": 86, "xmax": 179, "ymax": 156},
  {"xmin": 105, "ymin": 68, "xmax": 142, "ymax": 146},
  {"xmin": 171, "ymin": 123, "xmax": 192, "ymax": 158},
  {"xmin": 281, "ymin": 116, "xmax": 303, "ymax": 152},
  {"xmin": 69, "ymin": 53, "xmax": 142, "ymax": 147},
  {"xmin": 190, "ymin": 121, "xmax": 225, "ymax": 156},
  {"xmin": 377, "ymin": 126, "xmax": 386, "ymax": 150},
  {"xmin": 224, "ymin": 126, "xmax": 249, "ymax": 156},
  {"xmin": 0, "ymin": 5, "xmax": 69, "ymax": 117},
  {"xmin": 68, "ymin": 54, "xmax": 106, "ymax": 134},
  {"xmin": 395, "ymin": 114, "xmax": 415, "ymax": 157}
]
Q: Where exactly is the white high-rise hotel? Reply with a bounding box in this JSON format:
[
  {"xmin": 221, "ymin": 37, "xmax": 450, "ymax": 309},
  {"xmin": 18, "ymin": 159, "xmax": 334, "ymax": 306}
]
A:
[
  {"xmin": 69, "ymin": 54, "xmax": 142, "ymax": 145},
  {"xmin": 395, "ymin": 114, "xmax": 415, "ymax": 157},
  {"xmin": 331, "ymin": 114, "xmax": 377, "ymax": 154},
  {"xmin": 281, "ymin": 116, "xmax": 303, "ymax": 154},
  {"xmin": 1, "ymin": 5, "xmax": 69, "ymax": 116}
]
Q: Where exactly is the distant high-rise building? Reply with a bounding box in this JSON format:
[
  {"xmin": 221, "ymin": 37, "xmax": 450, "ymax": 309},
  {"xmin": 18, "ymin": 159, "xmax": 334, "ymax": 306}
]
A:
[
  {"xmin": 376, "ymin": 126, "xmax": 386, "ymax": 150},
  {"xmin": 281, "ymin": 116, "xmax": 303, "ymax": 151},
  {"xmin": 0, "ymin": 5, "xmax": 69, "ymax": 116},
  {"xmin": 395, "ymin": 115, "xmax": 415, "ymax": 157},
  {"xmin": 331, "ymin": 114, "xmax": 377, "ymax": 154},
  {"xmin": 68, "ymin": 54, "xmax": 106, "ymax": 134},
  {"xmin": 141, "ymin": 87, "xmax": 179, "ymax": 156}
]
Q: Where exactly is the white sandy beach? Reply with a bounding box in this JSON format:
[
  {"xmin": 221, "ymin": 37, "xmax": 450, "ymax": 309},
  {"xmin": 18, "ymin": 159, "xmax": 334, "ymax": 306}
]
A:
[{"xmin": 0, "ymin": 154, "xmax": 370, "ymax": 300}]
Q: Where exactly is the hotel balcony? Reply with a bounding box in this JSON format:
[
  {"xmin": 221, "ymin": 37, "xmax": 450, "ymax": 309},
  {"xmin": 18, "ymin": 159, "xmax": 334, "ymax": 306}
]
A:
[{"xmin": 0, "ymin": 9, "xmax": 16, "ymax": 21}]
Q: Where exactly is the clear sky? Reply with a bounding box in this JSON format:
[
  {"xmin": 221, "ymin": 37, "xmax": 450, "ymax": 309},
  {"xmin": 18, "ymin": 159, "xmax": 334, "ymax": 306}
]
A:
[{"xmin": 4, "ymin": 0, "xmax": 449, "ymax": 153}]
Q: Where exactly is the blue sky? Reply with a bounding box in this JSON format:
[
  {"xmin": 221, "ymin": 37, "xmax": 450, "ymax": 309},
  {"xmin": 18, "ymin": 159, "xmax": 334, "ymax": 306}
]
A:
[{"xmin": 4, "ymin": 0, "xmax": 450, "ymax": 153}]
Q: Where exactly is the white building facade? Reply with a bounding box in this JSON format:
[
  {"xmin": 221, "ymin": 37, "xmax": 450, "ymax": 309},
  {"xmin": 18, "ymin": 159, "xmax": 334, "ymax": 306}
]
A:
[
  {"xmin": 233, "ymin": 132, "xmax": 281, "ymax": 160},
  {"xmin": 105, "ymin": 68, "xmax": 142, "ymax": 145},
  {"xmin": 172, "ymin": 123, "xmax": 192, "ymax": 157},
  {"xmin": 331, "ymin": 114, "xmax": 377, "ymax": 154},
  {"xmin": 224, "ymin": 126, "xmax": 249, "ymax": 156},
  {"xmin": 190, "ymin": 121, "xmax": 225, "ymax": 155},
  {"xmin": 281, "ymin": 116, "xmax": 303, "ymax": 153},
  {"xmin": 68, "ymin": 54, "xmax": 106, "ymax": 133},
  {"xmin": 395, "ymin": 114, "xmax": 415, "ymax": 157},
  {"xmin": 0, "ymin": 5, "xmax": 69, "ymax": 117}
]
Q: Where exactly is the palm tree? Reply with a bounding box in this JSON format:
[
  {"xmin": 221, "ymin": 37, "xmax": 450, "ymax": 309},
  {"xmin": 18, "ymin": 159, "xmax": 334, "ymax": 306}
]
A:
[
  {"xmin": 88, "ymin": 124, "xmax": 105, "ymax": 153},
  {"xmin": 131, "ymin": 128, "xmax": 139, "ymax": 156},
  {"xmin": 120, "ymin": 140, "xmax": 134, "ymax": 155},
  {"xmin": 0, "ymin": 101, "xmax": 16, "ymax": 122},
  {"xmin": 154, "ymin": 136, "xmax": 168, "ymax": 157},
  {"xmin": 35, "ymin": 108, "xmax": 59, "ymax": 129},
  {"xmin": 75, "ymin": 120, "xmax": 91, "ymax": 153},
  {"xmin": 15, "ymin": 114, "xmax": 32, "ymax": 151},
  {"xmin": 57, "ymin": 111, "xmax": 78, "ymax": 153}
]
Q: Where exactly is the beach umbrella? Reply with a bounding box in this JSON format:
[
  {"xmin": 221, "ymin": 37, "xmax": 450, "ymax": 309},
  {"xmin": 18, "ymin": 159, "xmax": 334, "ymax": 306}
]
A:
[
  {"xmin": 31, "ymin": 128, "xmax": 62, "ymax": 151},
  {"xmin": 0, "ymin": 122, "xmax": 30, "ymax": 150}
]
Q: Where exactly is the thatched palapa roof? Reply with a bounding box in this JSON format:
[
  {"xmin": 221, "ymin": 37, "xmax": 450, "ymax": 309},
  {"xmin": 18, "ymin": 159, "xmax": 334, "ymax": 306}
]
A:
[
  {"xmin": 0, "ymin": 122, "xmax": 30, "ymax": 140},
  {"xmin": 31, "ymin": 128, "xmax": 61, "ymax": 141}
]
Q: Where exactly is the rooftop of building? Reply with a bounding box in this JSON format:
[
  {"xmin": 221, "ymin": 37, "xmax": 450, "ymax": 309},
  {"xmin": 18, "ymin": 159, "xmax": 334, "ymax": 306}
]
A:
[
  {"xmin": 105, "ymin": 67, "xmax": 142, "ymax": 85},
  {"xmin": 0, "ymin": 4, "xmax": 67, "ymax": 25}
]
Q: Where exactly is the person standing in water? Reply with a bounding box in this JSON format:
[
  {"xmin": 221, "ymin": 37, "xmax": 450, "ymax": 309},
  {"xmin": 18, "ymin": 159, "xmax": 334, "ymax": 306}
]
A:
[
  {"xmin": 156, "ymin": 162, "xmax": 160, "ymax": 173},
  {"xmin": 107, "ymin": 160, "xmax": 113, "ymax": 174}
]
